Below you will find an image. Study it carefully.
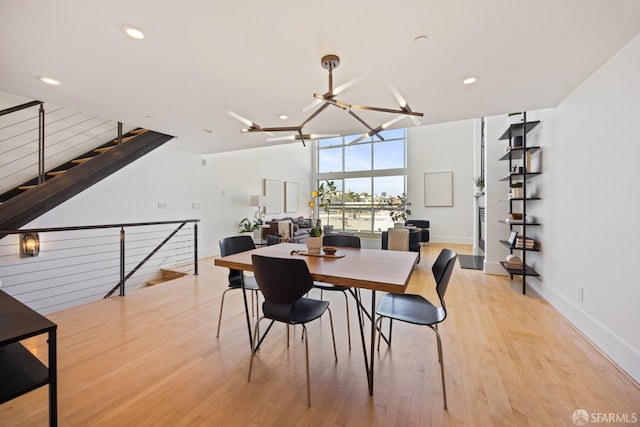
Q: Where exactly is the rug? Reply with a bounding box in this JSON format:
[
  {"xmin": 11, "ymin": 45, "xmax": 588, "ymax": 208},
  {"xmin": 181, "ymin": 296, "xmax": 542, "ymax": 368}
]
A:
[{"xmin": 458, "ymin": 255, "xmax": 484, "ymax": 270}]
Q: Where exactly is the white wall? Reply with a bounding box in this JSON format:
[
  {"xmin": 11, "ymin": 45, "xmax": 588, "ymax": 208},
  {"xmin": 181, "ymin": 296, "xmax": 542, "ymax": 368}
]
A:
[
  {"xmin": 408, "ymin": 119, "xmax": 476, "ymax": 244},
  {"xmin": 532, "ymin": 34, "xmax": 640, "ymax": 382},
  {"xmin": 202, "ymin": 142, "xmax": 312, "ymax": 256}
]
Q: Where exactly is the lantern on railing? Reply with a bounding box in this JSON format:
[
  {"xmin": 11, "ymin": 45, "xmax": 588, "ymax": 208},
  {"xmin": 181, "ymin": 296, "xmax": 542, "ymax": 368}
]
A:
[{"xmin": 20, "ymin": 232, "xmax": 40, "ymax": 257}]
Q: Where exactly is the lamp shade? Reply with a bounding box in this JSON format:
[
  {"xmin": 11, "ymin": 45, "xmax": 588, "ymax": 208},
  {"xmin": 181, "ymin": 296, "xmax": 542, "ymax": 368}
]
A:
[{"xmin": 250, "ymin": 195, "xmax": 267, "ymax": 207}]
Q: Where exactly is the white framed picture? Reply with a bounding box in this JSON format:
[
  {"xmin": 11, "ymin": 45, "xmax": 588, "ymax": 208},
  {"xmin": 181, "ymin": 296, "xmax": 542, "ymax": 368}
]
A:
[
  {"xmin": 264, "ymin": 179, "xmax": 282, "ymax": 214},
  {"xmin": 285, "ymin": 182, "xmax": 299, "ymax": 213}
]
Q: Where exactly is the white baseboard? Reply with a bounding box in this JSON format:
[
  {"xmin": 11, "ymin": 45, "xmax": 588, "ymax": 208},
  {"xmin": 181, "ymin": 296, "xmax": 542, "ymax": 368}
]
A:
[{"xmin": 528, "ymin": 281, "xmax": 640, "ymax": 384}]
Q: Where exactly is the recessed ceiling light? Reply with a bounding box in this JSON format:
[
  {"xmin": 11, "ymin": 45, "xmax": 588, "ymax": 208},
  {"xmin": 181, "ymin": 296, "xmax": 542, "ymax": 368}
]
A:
[
  {"xmin": 278, "ymin": 114, "xmax": 288, "ymax": 120},
  {"xmin": 463, "ymin": 77, "xmax": 477, "ymax": 85},
  {"xmin": 38, "ymin": 76, "xmax": 60, "ymax": 86},
  {"xmin": 202, "ymin": 129, "xmax": 213, "ymax": 134},
  {"xmin": 413, "ymin": 35, "xmax": 428, "ymax": 43},
  {"xmin": 122, "ymin": 26, "xmax": 145, "ymax": 40}
]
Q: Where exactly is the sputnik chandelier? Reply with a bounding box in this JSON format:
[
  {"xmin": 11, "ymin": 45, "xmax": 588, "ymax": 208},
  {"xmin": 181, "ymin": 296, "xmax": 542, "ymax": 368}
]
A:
[{"xmin": 228, "ymin": 54, "xmax": 423, "ymax": 146}]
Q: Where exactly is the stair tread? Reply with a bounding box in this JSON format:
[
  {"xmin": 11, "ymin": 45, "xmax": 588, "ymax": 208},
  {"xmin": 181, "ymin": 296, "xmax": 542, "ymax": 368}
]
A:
[
  {"xmin": 47, "ymin": 170, "xmax": 67, "ymax": 176},
  {"xmin": 71, "ymin": 157, "xmax": 93, "ymax": 164},
  {"xmin": 94, "ymin": 146, "xmax": 116, "ymax": 153},
  {"xmin": 111, "ymin": 135, "xmax": 136, "ymax": 143},
  {"xmin": 130, "ymin": 128, "xmax": 148, "ymax": 135},
  {"xmin": 19, "ymin": 185, "xmax": 38, "ymax": 191}
]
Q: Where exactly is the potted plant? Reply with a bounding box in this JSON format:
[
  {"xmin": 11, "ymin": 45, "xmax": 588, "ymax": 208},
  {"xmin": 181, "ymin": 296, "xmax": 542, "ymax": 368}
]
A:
[
  {"xmin": 239, "ymin": 217, "xmax": 261, "ymax": 240},
  {"xmin": 317, "ymin": 180, "xmax": 337, "ymax": 233},
  {"xmin": 306, "ymin": 226, "xmax": 323, "ymax": 254},
  {"xmin": 389, "ymin": 193, "xmax": 411, "ymax": 228},
  {"xmin": 510, "ymin": 182, "xmax": 523, "ymax": 199},
  {"xmin": 473, "ymin": 176, "xmax": 485, "ymax": 196}
]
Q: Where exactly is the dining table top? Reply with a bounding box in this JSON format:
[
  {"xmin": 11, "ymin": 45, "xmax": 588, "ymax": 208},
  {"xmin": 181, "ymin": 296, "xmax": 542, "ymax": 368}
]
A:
[{"xmin": 214, "ymin": 242, "xmax": 418, "ymax": 294}]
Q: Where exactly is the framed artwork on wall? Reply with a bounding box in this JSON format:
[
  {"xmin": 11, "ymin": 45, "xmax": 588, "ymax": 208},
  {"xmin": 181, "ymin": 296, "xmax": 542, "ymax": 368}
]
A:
[
  {"xmin": 285, "ymin": 182, "xmax": 299, "ymax": 213},
  {"xmin": 424, "ymin": 171, "xmax": 453, "ymax": 207},
  {"xmin": 264, "ymin": 179, "xmax": 282, "ymax": 214}
]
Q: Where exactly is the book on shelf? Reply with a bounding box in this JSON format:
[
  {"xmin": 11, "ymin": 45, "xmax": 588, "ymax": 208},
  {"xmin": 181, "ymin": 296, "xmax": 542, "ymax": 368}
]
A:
[
  {"xmin": 515, "ymin": 237, "xmax": 535, "ymax": 248},
  {"xmin": 505, "ymin": 254, "xmax": 523, "ymax": 269}
]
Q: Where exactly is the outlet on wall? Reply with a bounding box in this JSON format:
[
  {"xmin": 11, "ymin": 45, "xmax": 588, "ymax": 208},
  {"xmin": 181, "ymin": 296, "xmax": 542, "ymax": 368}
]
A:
[{"xmin": 157, "ymin": 202, "xmax": 168, "ymax": 209}]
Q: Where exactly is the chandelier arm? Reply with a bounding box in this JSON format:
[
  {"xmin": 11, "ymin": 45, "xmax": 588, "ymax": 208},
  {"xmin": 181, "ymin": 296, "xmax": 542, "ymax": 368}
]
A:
[
  {"xmin": 297, "ymin": 130, "xmax": 306, "ymax": 147},
  {"xmin": 300, "ymin": 102, "xmax": 330, "ymax": 128},
  {"xmin": 338, "ymin": 102, "xmax": 424, "ymax": 117},
  {"xmin": 345, "ymin": 110, "xmax": 384, "ymax": 141},
  {"xmin": 245, "ymin": 126, "xmax": 301, "ymax": 133}
]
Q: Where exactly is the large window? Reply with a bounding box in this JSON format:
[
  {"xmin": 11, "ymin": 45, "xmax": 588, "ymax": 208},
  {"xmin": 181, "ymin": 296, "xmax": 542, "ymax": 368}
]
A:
[{"xmin": 316, "ymin": 129, "xmax": 407, "ymax": 233}]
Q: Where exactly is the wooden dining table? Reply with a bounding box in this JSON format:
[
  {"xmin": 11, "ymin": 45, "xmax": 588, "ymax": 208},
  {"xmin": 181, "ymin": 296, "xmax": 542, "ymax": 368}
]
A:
[{"xmin": 214, "ymin": 242, "xmax": 419, "ymax": 395}]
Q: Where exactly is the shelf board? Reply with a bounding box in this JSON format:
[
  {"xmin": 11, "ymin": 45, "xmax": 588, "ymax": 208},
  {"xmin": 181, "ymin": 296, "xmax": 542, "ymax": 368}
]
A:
[
  {"xmin": 499, "ymin": 240, "xmax": 540, "ymax": 252},
  {"xmin": 499, "ymin": 146, "xmax": 541, "ymax": 161},
  {"xmin": 499, "ymin": 172, "xmax": 541, "ymax": 181},
  {"xmin": 498, "ymin": 220, "xmax": 541, "ymax": 226},
  {"xmin": 499, "ymin": 261, "xmax": 539, "ymax": 276},
  {"xmin": 499, "ymin": 197, "xmax": 541, "ymax": 202},
  {"xmin": 0, "ymin": 342, "xmax": 49, "ymax": 403},
  {"xmin": 499, "ymin": 121, "xmax": 540, "ymax": 140}
]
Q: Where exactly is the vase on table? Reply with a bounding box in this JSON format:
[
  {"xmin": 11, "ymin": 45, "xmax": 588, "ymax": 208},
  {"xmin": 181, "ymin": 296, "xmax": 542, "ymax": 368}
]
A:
[{"xmin": 306, "ymin": 236, "xmax": 322, "ymax": 254}]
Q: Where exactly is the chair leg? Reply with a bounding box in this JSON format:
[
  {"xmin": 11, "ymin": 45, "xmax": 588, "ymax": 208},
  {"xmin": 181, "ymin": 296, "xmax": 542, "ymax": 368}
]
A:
[
  {"xmin": 341, "ymin": 291, "xmax": 351, "ymax": 350},
  {"xmin": 432, "ymin": 326, "xmax": 447, "ymax": 410},
  {"xmin": 327, "ymin": 307, "xmax": 338, "ymax": 362},
  {"xmin": 248, "ymin": 317, "xmax": 264, "ymax": 382},
  {"xmin": 216, "ymin": 288, "xmax": 232, "ymax": 338},
  {"xmin": 302, "ymin": 325, "xmax": 311, "ymax": 407},
  {"xmin": 376, "ymin": 316, "xmax": 383, "ymax": 350}
]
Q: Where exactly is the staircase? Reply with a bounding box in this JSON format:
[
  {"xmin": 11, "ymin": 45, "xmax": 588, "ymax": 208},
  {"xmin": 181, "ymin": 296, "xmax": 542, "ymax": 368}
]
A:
[
  {"xmin": 146, "ymin": 268, "xmax": 189, "ymax": 286},
  {"xmin": 0, "ymin": 128, "xmax": 174, "ymax": 233}
]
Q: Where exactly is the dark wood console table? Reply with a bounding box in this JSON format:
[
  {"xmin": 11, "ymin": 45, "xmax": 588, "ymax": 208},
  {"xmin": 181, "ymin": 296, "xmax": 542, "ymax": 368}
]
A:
[{"xmin": 0, "ymin": 290, "xmax": 57, "ymax": 426}]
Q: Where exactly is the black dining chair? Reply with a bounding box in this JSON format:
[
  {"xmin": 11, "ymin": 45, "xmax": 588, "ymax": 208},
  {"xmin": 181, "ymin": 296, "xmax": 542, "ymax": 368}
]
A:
[
  {"xmin": 249, "ymin": 254, "xmax": 337, "ymax": 406},
  {"xmin": 375, "ymin": 248, "xmax": 457, "ymax": 409},
  {"xmin": 311, "ymin": 234, "xmax": 361, "ymax": 350},
  {"xmin": 216, "ymin": 235, "xmax": 260, "ymax": 338}
]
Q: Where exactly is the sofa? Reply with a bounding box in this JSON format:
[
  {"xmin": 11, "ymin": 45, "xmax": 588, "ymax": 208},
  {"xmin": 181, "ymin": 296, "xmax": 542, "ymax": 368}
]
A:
[{"xmin": 261, "ymin": 216, "xmax": 320, "ymax": 243}]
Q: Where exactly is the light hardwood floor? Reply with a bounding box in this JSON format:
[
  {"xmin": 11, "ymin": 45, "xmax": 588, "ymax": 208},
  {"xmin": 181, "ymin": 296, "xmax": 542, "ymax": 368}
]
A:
[{"xmin": 1, "ymin": 244, "xmax": 638, "ymax": 426}]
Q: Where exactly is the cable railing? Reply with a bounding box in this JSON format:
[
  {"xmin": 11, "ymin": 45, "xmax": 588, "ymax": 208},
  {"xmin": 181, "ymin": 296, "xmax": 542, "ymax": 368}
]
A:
[
  {"xmin": 0, "ymin": 91, "xmax": 136, "ymax": 196},
  {"xmin": 0, "ymin": 220, "xmax": 199, "ymax": 314}
]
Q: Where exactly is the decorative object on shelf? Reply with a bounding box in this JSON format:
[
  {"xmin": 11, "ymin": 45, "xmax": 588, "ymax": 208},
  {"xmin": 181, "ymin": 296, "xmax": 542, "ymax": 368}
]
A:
[
  {"xmin": 228, "ymin": 54, "xmax": 423, "ymax": 146},
  {"xmin": 389, "ymin": 193, "xmax": 412, "ymax": 226},
  {"xmin": 20, "ymin": 232, "xmax": 40, "ymax": 257},
  {"xmin": 510, "ymin": 182, "xmax": 524, "ymax": 199},
  {"xmin": 306, "ymin": 226, "xmax": 323, "ymax": 254},
  {"xmin": 506, "ymin": 254, "xmax": 523, "ymax": 269},
  {"xmin": 507, "ymin": 230, "xmax": 518, "ymax": 247},
  {"xmin": 249, "ymin": 195, "xmax": 267, "ymax": 220},
  {"xmin": 508, "ymin": 112, "xmax": 523, "ymax": 125}
]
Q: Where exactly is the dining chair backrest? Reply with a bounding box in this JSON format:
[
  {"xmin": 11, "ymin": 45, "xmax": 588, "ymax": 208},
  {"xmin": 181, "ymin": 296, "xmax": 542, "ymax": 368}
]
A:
[
  {"xmin": 322, "ymin": 235, "xmax": 361, "ymax": 248},
  {"xmin": 251, "ymin": 255, "xmax": 314, "ymax": 305},
  {"xmin": 387, "ymin": 228, "xmax": 410, "ymax": 251},
  {"xmin": 219, "ymin": 235, "xmax": 256, "ymax": 285},
  {"xmin": 432, "ymin": 248, "xmax": 457, "ymax": 307}
]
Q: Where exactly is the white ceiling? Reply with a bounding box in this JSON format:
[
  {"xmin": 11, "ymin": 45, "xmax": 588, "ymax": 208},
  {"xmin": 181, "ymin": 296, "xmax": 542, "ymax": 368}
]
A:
[{"xmin": 1, "ymin": 1, "xmax": 639, "ymax": 154}]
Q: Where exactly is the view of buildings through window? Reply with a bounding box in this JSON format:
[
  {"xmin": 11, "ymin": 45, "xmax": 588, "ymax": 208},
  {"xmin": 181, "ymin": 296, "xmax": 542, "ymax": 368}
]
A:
[{"xmin": 315, "ymin": 129, "xmax": 407, "ymax": 233}]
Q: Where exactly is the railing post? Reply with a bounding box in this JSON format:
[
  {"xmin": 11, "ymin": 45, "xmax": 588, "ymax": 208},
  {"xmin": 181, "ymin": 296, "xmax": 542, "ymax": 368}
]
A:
[
  {"xmin": 120, "ymin": 227, "xmax": 126, "ymax": 296},
  {"xmin": 117, "ymin": 121, "xmax": 123, "ymax": 145},
  {"xmin": 38, "ymin": 104, "xmax": 45, "ymax": 184},
  {"xmin": 194, "ymin": 222, "xmax": 199, "ymax": 275}
]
